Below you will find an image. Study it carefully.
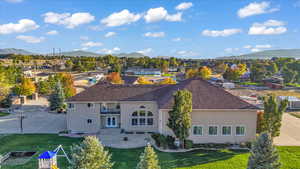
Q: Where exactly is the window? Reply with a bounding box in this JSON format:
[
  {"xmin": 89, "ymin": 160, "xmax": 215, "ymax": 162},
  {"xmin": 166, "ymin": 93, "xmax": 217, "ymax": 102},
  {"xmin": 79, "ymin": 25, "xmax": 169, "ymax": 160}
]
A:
[
  {"xmin": 140, "ymin": 105, "xmax": 146, "ymax": 109},
  {"xmin": 193, "ymin": 126, "xmax": 203, "ymax": 135},
  {"xmin": 236, "ymin": 126, "xmax": 245, "ymax": 136},
  {"xmin": 87, "ymin": 103, "xmax": 93, "ymax": 108},
  {"xmin": 139, "ymin": 110, "xmax": 146, "ymax": 116},
  {"xmin": 68, "ymin": 103, "xmax": 75, "ymax": 109},
  {"xmin": 209, "ymin": 126, "xmax": 218, "ymax": 136},
  {"xmin": 147, "ymin": 118, "xmax": 153, "ymax": 125},
  {"xmin": 131, "ymin": 110, "xmax": 154, "ymax": 126},
  {"xmin": 87, "ymin": 119, "xmax": 92, "ymax": 124},
  {"xmin": 132, "ymin": 111, "xmax": 138, "ymax": 116},
  {"xmin": 139, "ymin": 118, "xmax": 146, "ymax": 125},
  {"xmin": 222, "ymin": 126, "xmax": 231, "ymax": 136},
  {"xmin": 132, "ymin": 119, "xmax": 138, "ymax": 126}
]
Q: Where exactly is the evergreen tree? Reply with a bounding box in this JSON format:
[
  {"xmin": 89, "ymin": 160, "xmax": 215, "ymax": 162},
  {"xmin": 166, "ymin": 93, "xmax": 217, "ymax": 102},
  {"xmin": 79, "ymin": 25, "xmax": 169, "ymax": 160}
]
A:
[
  {"xmin": 136, "ymin": 144, "xmax": 161, "ymax": 169},
  {"xmin": 247, "ymin": 132, "xmax": 280, "ymax": 169},
  {"xmin": 261, "ymin": 95, "xmax": 288, "ymax": 137},
  {"xmin": 49, "ymin": 81, "xmax": 65, "ymax": 111},
  {"xmin": 69, "ymin": 136, "xmax": 114, "ymax": 169},
  {"xmin": 167, "ymin": 89, "xmax": 192, "ymax": 148}
]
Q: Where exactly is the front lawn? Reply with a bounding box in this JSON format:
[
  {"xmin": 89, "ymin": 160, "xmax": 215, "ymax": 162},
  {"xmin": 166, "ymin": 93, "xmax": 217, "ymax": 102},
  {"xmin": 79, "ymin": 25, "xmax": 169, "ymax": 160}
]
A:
[
  {"xmin": 0, "ymin": 112, "xmax": 10, "ymax": 117},
  {"xmin": 0, "ymin": 134, "xmax": 300, "ymax": 169}
]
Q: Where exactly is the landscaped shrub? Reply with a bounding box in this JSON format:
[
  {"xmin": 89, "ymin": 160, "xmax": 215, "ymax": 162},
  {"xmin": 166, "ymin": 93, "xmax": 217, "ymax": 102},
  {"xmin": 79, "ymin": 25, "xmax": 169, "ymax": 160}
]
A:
[
  {"xmin": 184, "ymin": 139, "xmax": 193, "ymax": 149},
  {"xmin": 151, "ymin": 134, "xmax": 178, "ymax": 149},
  {"xmin": 192, "ymin": 143, "xmax": 233, "ymax": 149}
]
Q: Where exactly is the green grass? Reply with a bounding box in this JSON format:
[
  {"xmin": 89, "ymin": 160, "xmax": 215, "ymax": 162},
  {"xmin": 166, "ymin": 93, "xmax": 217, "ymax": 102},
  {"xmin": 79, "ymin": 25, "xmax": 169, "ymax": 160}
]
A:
[
  {"xmin": 286, "ymin": 83, "xmax": 300, "ymax": 87},
  {"xmin": 290, "ymin": 112, "xmax": 300, "ymax": 119},
  {"xmin": 0, "ymin": 134, "xmax": 300, "ymax": 169},
  {"xmin": 0, "ymin": 112, "xmax": 10, "ymax": 117}
]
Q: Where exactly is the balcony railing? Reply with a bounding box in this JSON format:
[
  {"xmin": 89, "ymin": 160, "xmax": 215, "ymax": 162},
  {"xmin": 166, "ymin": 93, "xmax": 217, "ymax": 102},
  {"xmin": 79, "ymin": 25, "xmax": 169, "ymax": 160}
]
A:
[{"xmin": 100, "ymin": 108, "xmax": 120, "ymax": 114}]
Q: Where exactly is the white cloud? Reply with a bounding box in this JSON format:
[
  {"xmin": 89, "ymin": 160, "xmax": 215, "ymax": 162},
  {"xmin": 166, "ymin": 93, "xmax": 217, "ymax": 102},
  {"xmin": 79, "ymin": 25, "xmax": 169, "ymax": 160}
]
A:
[
  {"xmin": 202, "ymin": 29, "xmax": 242, "ymax": 37},
  {"xmin": 99, "ymin": 47, "xmax": 120, "ymax": 54},
  {"xmin": 144, "ymin": 32, "xmax": 165, "ymax": 38},
  {"xmin": 248, "ymin": 20, "xmax": 287, "ymax": 35},
  {"xmin": 43, "ymin": 12, "xmax": 95, "ymax": 28},
  {"xmin": 224, "ymin": 48, "xmax": 239, "ymax": 53},
  {"xmin": 16, "ymin": 35, "xmax": 45, "ymax": 43},
  {"xmin": 172, "ymin": 37, "xmax": 181, "ymax": 42},
  {"xmin": 4, "ymin": 0, "xmax": 23, "ymax": 3},
  {"xmin": 46, "ymin": 30, "xmax": 58, "ymax": 35},
  {"xmin": 101, "ymin": 9, "xmax": 141, "ymax": 27},
  {"xmin": 74, "ymin": 47, "xmax": 88, "ymax": 51},
  {"xmin": 80, "ymin": 36, "xmax": 89, "ymax": 41},
  {"xmin": 251, "ymin": 48, "xmax": 261, "ymax": 52},
  {"xmin": 104, "ymin": 31, "xmax": 117, "ymax": 38},
  {"xmin": 176, "ymin": 2, "xmax": 193, "ymax": 10},
  {"xmin": 176, "ymin": 50, "xmax": 199, "ymax": 57},
  {"xmin": 243, "ymin": 45, "xmax": 252, "ymax": 49},
  {"xmin": 137, "ymin": 48, "xmax": 153, "ymax": 55},
  {"xmin": 81, "ymin": 41, "xmax": 103, "ymax": 48},
  {"xmin": 238, "ymin": 1, "xmax": 279, "ymax": 18},
  {"xmin": 144, "ymin": 7, "xmax": 182, "ymax": 23},
  {"xmin": 255, "ymin": 44, "xmax": 272, "ymax": 49},
  {"xmin": 0, "ymin": 19, "xmax": 39, "ymax": 34}
]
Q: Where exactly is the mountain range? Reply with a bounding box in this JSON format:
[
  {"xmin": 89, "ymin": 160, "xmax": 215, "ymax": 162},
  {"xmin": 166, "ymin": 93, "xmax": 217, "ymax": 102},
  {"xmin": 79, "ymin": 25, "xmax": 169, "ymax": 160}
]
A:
[
  {"xmin": 0, "ymin": 48, "xmax": 146, "ymax": 58},
  {"xmin": 220, "ymin": 49, "xmax": 300, "ymax": 60}
]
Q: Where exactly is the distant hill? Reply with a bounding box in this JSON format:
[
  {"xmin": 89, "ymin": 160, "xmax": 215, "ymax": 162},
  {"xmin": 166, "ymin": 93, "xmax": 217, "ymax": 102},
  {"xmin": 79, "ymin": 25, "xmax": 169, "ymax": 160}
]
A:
[
  {"xmin": 220, "ymin": 49, "xmax": 300, "ymax": 60},
  {"xmin": 115, "ymin": 52, "xmax": 145, "ymax": 58},
  {"xmin": 60, "ymin": 50, "xmax": 102, "ymax": 57},
  {"xmin": 0, "ymin": 48, "xmax": 36, "ymax": 55}
]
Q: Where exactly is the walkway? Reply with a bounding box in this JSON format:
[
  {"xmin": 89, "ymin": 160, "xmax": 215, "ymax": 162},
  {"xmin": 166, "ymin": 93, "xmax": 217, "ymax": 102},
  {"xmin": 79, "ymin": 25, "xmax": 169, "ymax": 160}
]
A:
[{"xmin": 274, "ymin": 113, "xmax": 300, "ymax": 146}]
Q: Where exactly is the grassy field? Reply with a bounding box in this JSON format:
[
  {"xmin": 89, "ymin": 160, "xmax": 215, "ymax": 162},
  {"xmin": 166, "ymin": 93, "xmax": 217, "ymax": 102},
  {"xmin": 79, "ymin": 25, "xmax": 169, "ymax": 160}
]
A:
[
  {"xmin": 0, "ymin": 134, "xmax": 300, "ymax": 169},
  {"xmin": 0, "ymin": 112, "xmax": 10, "ymax": 117}
]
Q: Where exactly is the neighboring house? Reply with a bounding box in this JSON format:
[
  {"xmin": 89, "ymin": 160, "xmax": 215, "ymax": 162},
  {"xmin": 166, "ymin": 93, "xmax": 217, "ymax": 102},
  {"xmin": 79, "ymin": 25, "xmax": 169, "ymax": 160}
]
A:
[
  {"xmin": 66, "ymin": 78, "xmax": 258, "ymax": 144},
  {"xmin": 278, "ymin": 96, "xmax": 300, "ymax": 110},
  {"xmin": 125, "ymin": 67, "xmax": 161, "ymax": 76}
]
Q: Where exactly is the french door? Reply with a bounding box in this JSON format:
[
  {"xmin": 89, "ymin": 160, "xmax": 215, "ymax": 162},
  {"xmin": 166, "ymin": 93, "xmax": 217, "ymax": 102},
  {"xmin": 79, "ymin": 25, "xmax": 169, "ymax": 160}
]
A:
[{"xmin": 106, "ymin": 116, "xmax": 117, "ymax": 128}]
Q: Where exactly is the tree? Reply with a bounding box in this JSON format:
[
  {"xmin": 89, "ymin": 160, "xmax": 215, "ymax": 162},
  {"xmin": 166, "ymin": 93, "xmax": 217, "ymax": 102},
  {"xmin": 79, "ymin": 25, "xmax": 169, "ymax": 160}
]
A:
[
  {"xmin": 214, "ymin": 63, "xmax": 228, "ymax": 74},
  {"xmin": 185, "ymin": 69, "xmax": 198, "ymax": 79},
  {"xmin": 14, "ymin": 77, "xmax": 36, "ymax": 96},
  {"xmin": 69, "ymin": 136, "xmax": 114, "ymax": 169},
  {"xmin": 159, "ymin": 78, "xmax": 176, "ymax": 85},
  {"xmin": 48, "ymin": 81, "xmax": 65, "ymax": 111},
  {"xmin": 247, "ymin": 132, "xmax": 280, "ymax": 169},
  {"xmin": 167, "ymin": 89, "xmax": 192, "ymax": 148},
  {"xmin": 0, "ymin": 72, "xmax": 11, "ymax": 102},
  {"xmin": 260, "ymin": 95, "xmax": 288, "ymax": 137},
  {"xmin": 250, "ymin": 64, "xmax": 266, "ymax": 82},
  {"xmin": 198, "ymin": 66, "xmax": 212, "ymax": 80},
  {"xmin": 136, "ymin": 144, "xmax": 161, "ymax": 169},
  {"xmin": 37, "ymin": 80, "xmax": 51, "ymax": 95},
  {"xmin": 137, "ymin": 77, "xmax": 154, "ymax": 85},
  {"xmin": 106, "ymin": 72, "xmax": 124, "ymax": 84}
]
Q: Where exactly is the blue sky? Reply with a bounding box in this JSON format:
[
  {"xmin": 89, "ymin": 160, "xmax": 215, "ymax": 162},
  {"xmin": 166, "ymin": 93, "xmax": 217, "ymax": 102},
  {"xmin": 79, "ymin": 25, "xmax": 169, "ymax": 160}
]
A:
[{"xmin": 0, "ymin": 0, "xmax": 299, "ymax": 58}]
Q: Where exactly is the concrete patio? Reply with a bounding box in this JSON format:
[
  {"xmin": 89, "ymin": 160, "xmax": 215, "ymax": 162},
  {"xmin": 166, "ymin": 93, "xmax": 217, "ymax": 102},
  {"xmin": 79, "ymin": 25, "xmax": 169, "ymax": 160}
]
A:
[{"xmin": 97, "ymin": 129, "xmax": 150, "ymax": 148}]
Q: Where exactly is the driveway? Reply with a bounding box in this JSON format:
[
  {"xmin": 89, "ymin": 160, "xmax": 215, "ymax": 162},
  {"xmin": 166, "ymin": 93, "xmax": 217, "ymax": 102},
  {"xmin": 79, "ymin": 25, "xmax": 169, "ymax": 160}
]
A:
[
  {"xmin": 274, "ymin": 113, "xmax": 300, "ymax": 146},
  {"xmin": 0, "ymin": 98, "xmax": 66, "ymax": 134}
]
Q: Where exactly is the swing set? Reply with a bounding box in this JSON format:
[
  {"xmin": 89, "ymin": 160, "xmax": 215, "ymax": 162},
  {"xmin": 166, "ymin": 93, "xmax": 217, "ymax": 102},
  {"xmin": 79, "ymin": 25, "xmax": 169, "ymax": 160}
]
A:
[{"xmin": 38, "ymin": 145, "xmax": 70, "ymax": 169}]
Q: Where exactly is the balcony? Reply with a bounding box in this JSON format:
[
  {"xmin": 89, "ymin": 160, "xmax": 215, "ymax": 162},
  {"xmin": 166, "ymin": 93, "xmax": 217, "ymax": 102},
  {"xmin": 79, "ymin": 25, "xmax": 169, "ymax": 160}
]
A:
[{"xmin": 100, "ymin": 103, "xmax": 120, "ymax": 114}]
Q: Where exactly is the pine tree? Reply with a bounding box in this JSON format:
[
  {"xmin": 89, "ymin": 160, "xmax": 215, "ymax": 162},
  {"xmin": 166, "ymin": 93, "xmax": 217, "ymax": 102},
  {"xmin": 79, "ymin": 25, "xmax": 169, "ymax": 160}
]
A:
[
  {"xmin": 136, "ymin": 144, "xmax": 161, "ymax": 169},
  {"xmin": 69, "ymin": 136, "xmax": 114, "ymax": 169},
  {"xmin": 261, "ymin": 95, "xmax": 288, "ymax": 137},
  {"xmin": 49, "ymin": 81, "xmax": 65, "ymax": 111},
  {"xmin": 167, "ymin": 89, "xmax": 192, "ymax": 148},
  {"xmin": 247, "ymin": 132, "xmax": 281, "ymax": 169}
]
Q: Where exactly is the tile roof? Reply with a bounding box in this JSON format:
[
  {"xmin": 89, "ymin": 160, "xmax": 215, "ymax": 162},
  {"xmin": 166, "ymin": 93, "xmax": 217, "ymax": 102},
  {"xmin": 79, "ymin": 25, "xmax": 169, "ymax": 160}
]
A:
[{"xmin": 67, "ymin": 78, "xmax": 257, "ymax": 110}]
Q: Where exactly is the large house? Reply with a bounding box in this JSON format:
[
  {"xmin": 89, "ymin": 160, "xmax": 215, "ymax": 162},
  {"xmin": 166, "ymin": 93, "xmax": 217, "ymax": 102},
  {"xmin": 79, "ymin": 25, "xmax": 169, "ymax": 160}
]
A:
[{"xmin": 66, "ymin": 78, "xmax": 258, "ymax": 144}]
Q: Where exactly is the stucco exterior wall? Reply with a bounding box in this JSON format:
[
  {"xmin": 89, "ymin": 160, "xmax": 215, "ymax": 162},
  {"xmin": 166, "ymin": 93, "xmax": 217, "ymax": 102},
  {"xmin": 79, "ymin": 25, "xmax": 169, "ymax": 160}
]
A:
[
  {"xmin": 67, "ymin": 103, "xmax": 101, "ymax": 133},
  {"xmin": 160, "ymin": 109, "xmax": 257, "ymax": 144},
  {"xmin": 120, "ymin": 101, "xmax": 158, "ymax": 132}
]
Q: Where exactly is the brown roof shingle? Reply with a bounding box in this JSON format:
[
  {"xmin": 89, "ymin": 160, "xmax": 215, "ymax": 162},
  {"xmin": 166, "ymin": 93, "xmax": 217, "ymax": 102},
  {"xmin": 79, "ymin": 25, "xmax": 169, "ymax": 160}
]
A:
[{"xmin": 67, "ymin": 78, "xmax": 257, "ymax": 110}]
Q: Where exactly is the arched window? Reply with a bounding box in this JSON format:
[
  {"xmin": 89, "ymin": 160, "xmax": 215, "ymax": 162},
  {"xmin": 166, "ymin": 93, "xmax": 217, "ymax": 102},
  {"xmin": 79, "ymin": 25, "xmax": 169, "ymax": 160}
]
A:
[
  {"xmin": 140, "ymin": 105, "xmax": 146, "ymax": 109},
  {"xmin": 131, "ymin": 110, "xmax": 154, "ymax": 126}
]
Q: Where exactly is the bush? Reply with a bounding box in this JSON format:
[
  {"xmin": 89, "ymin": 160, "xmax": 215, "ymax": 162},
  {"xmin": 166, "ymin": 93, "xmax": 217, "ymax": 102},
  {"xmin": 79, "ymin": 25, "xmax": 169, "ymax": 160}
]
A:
[
  {"xmin": 184, "ymin": 139, "xmax": 193, "ymax": 149},
  {"xmin": 151, "ymin": 133, "xmax": 172, "ymax": 149}
]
